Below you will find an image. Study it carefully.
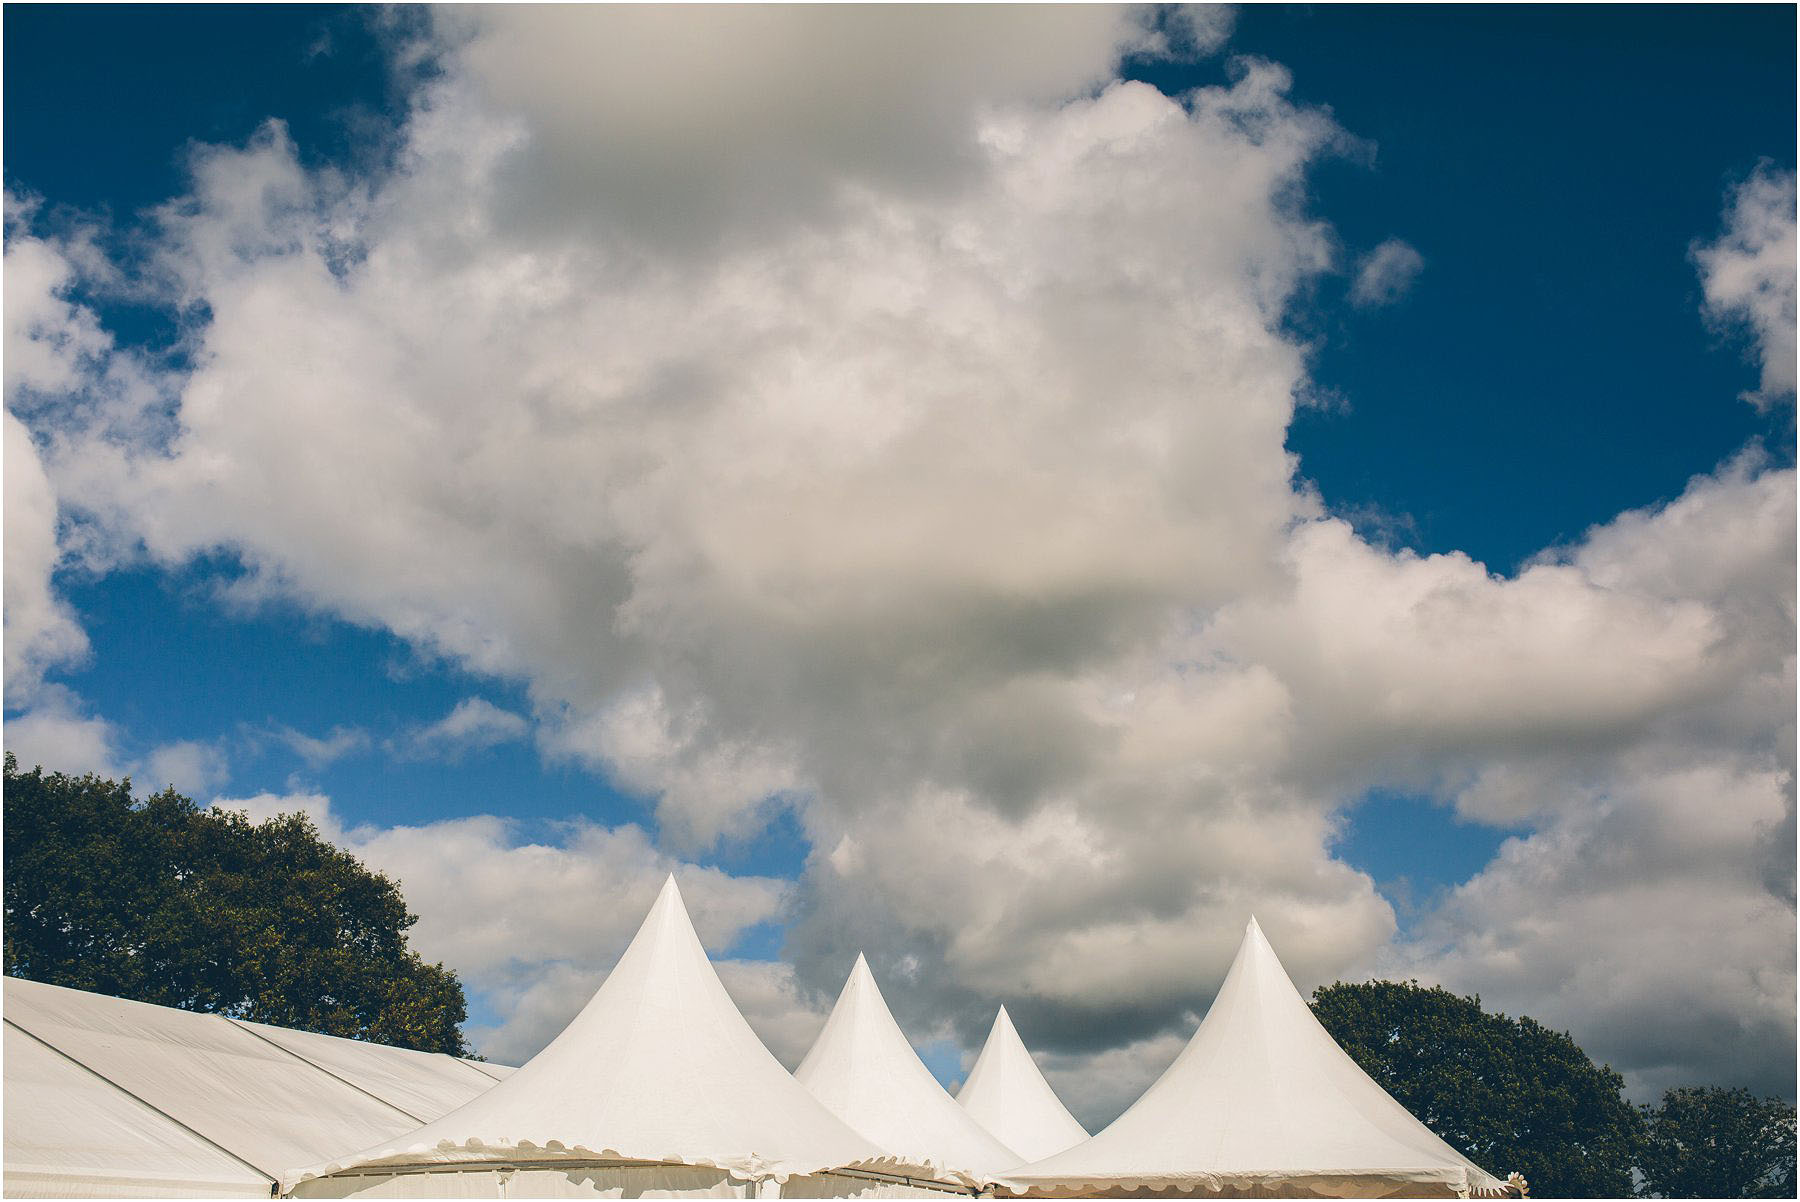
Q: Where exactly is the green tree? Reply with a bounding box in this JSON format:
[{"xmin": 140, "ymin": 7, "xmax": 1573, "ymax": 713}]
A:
[
  {"xmin": 1638, "ymin": 1086, "xmax": 1796, "ymax": 1198},
  {"xmin": 1310, "ymin": 979, "xmax": 1645, "ymax": 1198},
  {"xmin": 3, "ymin": 753, "xmax": 471, "ymax": 1055}
]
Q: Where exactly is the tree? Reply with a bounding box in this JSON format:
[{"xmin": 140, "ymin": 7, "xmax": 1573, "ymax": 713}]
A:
[
  {"xmin": 1311, "ymin": 979, "xmax": 1645, "ymax": 1198},
  {"xmin": 3, "ymin": 754, "xmax": 472, "ymax": 1055},
  {"xmin": 1638, "ymin": 1086, "xmax": 1796, "ymax": 1198}
]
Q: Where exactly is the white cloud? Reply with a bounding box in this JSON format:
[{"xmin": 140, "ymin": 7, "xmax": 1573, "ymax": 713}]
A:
[
  {"xmin": 4, "ymin": 206, "xmax": 112, "ymax": 706},
  {"xmin": 8, "ymin": 7, "xmax": 1790, "ymax": 1112},
  {"xmin": 549, "ymin": 687, "xmax": 803, "ymax": 849},
  {"xmin": 273, "ymin": 722, "xmax": 371, "ymax": 770},
  {"xmin": 213, "ymin": 789, "xmax": 791, "ymax": 1063},
  {"xmin": 4, "ymin": 198, "xmax": 112, "ymax": 402},
  {"xmin": 1350, "ymin": 238, "xmax": 1424, "ymax": 307},
  {"xmin": 396, "ymin": 696, "xmax": 529, "ymax": 760},
  {"xmin": 212, "ymin": 788, "xmax": 337, "ymax": 833},
  {"xmin": 4, "ymin": 411, "xmax": 87, "ymax": 703},
  {"xmin": 1201, "ymin": 515, "xmax": 1728, "ymax": 798},
  {"xmin": 4, "ymin": 191, "xmax": 177, "ymax": 709},
  {"xmin": 1393, "ymin": 752, "xmax": 1793, "ymax": 1101},
  {"xmin": 6, "ymin": 693, "xmax": 224, "ymax": 799},
  {"xmin": 142, "ymin": 738, "xmax": 230, "ymax": 796},
  {"xmin": 3, "ymin": 686, "xmax": 122, "ymax": 779},
  {"xmin": 1384, "ymin": 459, "xmax": 1796, "ymax": 1099},
  {"xmin": 1694, "ymin": 165, "xmax": 1796, "ymax": 406}
]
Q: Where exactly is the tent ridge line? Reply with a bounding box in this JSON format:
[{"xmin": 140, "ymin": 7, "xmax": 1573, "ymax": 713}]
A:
[
  {"xmin": 2, "ymin": 1016, "xmax": 280, "ymax": 1189},
  {"xmin": 449, "ymin": 1055, "xmax": 508, "ymax": 1084},
  {"xmin": 224, "ymin": 1017, "xmax": 429, "ymax": 1125}
]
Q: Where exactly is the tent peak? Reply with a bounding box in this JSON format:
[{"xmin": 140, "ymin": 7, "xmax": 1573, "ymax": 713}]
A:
[
  {"xmin": 1003, "ymin": 913, "xmax": 1510, "ymax": 1198},
  {"xmin": 798, "ymin": 955, "xmax": 1023, "ymax": 1182},
  {"xmin": 644, "ymin": 875, "xmax": 688, "ymax": 930},
  {"xmin": 959, "ymin": 999, "xmax": 1088, "ymax": 1164},
  {"xmin": 285, "ymin": 869, "xmax": 889, "ymax": 1189}
]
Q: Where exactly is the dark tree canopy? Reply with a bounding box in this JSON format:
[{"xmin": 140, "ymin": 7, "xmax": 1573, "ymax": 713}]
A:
[
  {"xmin": 1639, "ymin": 1086, "xmax": 1796, "ymax": 1199},
  {"xmin": 4, "ymin": 754, "xmax": 471, "ymax": 1055},
  {"xmin": 1311, "ymin": 979, "xmax": 1645, "ymax": 1198}
]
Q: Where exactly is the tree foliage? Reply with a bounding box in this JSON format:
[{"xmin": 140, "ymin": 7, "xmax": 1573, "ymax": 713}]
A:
[
  {"xmin": 3, "ymin": 754, "xmax": 471, "ymax": 1055},
  {"xmin": 1638, "ymin": 1086, "xmax": 1796, "ymax": 1199},
  {"xmin": 1311, "ymin": 979, "xmax": 1645, "ymax": 1198}
]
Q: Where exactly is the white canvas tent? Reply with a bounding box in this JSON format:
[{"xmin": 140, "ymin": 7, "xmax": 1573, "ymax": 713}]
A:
[
  {"xmin": 2, "ymin": 975, "xmax": 509, "ymax": 1198},
  {"xmin": 4, "ymin": 1020, "xmax": 274, "ymax": 1199},
  {"xmin": 955, "ymin": 1008, "xmax": 1089, "ymax": 1165},
  {"xmin": 285, "ymin": 877, "xmax": 953, "ymax": 1199},
  {"xmin": 999, "ymin": 918, "xmax": 1512, "ymax": 1199},
  {"xmin": 795, "ymin": 956, "xmax": 1024, "ymax": 1186}
]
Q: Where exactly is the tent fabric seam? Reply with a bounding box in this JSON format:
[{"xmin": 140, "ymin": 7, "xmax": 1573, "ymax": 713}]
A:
[
  {"xmin": 225, "ymin": 1018, "xmax": 428, "ymax": 1125},
  {"xmin": 3, "ymin": 1015, "xmax": 280, "ymax": 1189}
]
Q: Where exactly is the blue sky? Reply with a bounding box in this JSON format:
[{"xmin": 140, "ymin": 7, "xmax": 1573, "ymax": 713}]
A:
[{"xmin": 5, "ymin": 5, "xmax": 1793, "ymax": 1115}]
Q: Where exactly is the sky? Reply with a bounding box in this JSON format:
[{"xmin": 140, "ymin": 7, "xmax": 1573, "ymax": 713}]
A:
[{"xmin": 4, "ymin": 4, "xmax": 1794, "ymax": 1125}]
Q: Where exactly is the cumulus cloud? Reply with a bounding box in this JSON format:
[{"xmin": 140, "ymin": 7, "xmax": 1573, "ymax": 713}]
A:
[
  {"xmin": 1694, "ymin": 165, "xmax": 1797, "ymax": 406},
  {"xmin": 443, "ymin": 5, "xmax": 1230, "ymax": 246},
  {"xmin": 1391, "ymin": 750, "xmax": 1793, "ymax": 1101},
  {"xmin": 142, "ymin": 738, "xmax": 230, "ymax": 796},
  {"xmin": 548, "ymin": 687, "xmax": 804, "ymax": 849},
  {"xmin": 4, "ymin": 411, "xmax": 87, "ymax": 703},
  {"xmin": 5, "ymin": 190, "xmax": 174, "ymax": 710},
  {"xmin": 4, "ymin": 197, "xmax": 112, "ymax": 403},
  {"xmin": 6, "ymin": 692, "xmax": 225, "ymax": 799},
  {"xmin": 395, "ymin": 696, "xmax": 529, "ymax": 760},
  {"xmin": 4, "ymin": 204, "xmax": 105, "ymax": 705},
  {"xmin": 1200, "ymin": 515, "xmax": 1731, "ymax": 802},
  {"xmin": 213, "ymin": 789, "xmax": 791, "ymax": 1063},
  {"xmin": 8, "ymin": 5, "xmax": 1791, "ymax": 1116},
  {"xmin": 3, "ymin": 685, "xmax": 123, "ymax": 779},
  {"xmin": 1385, "ymin": 459, "xmax": 1796, "ymax": 1099},
  {"xmin": 1350, "ymin": 238, "xmax": 1424, "ymax": 307}
]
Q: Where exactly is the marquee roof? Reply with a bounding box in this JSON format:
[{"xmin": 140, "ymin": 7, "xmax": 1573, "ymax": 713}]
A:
[
  {"xmin": 288, "ymin": 876, "xmax": 911, "ymax": 1191},
  {"xmin": 2, "ymin": 975, "xmax": 507, "ymax": 1198},
  {"xmin": 1000, "ymin": 918, "xmax": 1512, "ymax": 1199},
  {"xmin": 956, "ymin": 1006, "xmax": 1089, "ymax": 1165},
  {"xmin": 795, "ymin": 954, "xmax": 1024, "ymax": 1185}
]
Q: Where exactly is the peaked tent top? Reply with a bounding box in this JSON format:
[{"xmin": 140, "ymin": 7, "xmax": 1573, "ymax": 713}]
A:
[
  {"xmin": 288, "ymin": 876, "xmax": 903, "ymax": 1190},
  {"xmin": 956, "ymin": 1006, "xmax": 1089, "ymax": 1164},
  {"xmin": 1002, "ymin": 917, "xmax": 1512, "ymax": 1198},
  {"xmin": 796, "ymin": 954, "xmax": 1024, "ymax": 1184}
]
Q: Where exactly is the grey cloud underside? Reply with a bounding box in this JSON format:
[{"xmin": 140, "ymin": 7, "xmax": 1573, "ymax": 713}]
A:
[
  {"xmin": 4, "ymin": 6, "xmax": 1792, "ymax": 1118},
  {"xmin": 445, "ymin": 4, "xmax": 1232, "ymax": 250}
]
